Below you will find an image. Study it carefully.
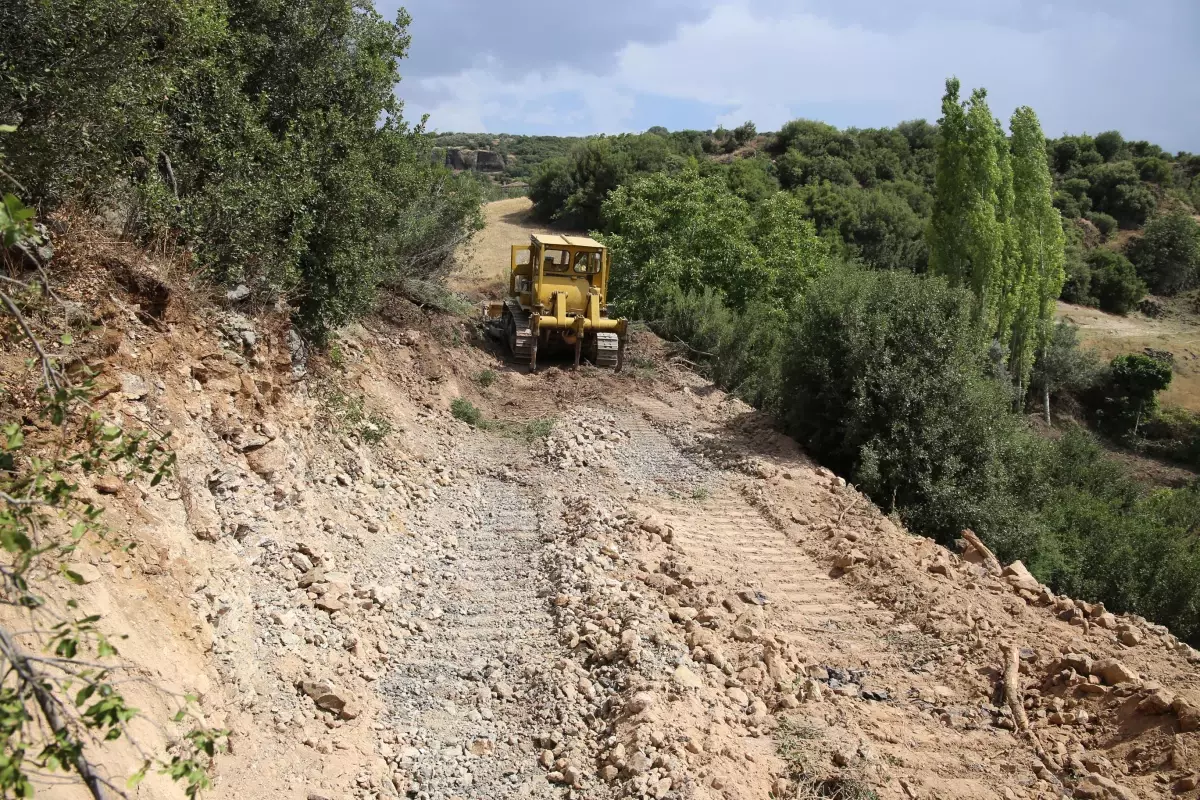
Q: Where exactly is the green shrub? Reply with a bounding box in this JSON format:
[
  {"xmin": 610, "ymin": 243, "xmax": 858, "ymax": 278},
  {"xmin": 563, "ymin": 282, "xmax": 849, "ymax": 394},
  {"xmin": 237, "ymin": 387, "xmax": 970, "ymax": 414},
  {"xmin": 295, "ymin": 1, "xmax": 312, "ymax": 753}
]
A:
[
  {"xmin": 1060, "ymin": 245, "xmax": 1094, "ymax": 305},
  {"xmin": 1085, "ymin": 249, "xmax": 1145, "ymax": 313},
  {"xmin": 476, "ymin": 369, "xmax": 497, "ymax": 388},
  {"xmin": 1094, "ymin": 130, "xmax": 1126, "ymax": 162},
  {"xmin": 732, "ymin": 121, "xmax": 757, "ymax": 146},
  {"xmin": 1062, "ymin": 177, "xmax": 1091, "ymax": 200},
  {"xmin": 1086, "ymin": 162, "xmax": 1156, "ymax": 228},
  {"xmin": 1139, "ymin": 406, "xmax": 1200, "ymax": 467},
  {"xmin": 1129, "ymin": 210, "xmax": 1200, "ymax": 295},
  {"xmin": 1088, "ymin": 212, "xmax": 1118, "ymax": 240},
  {"xmin": 451, "ymin": 397, "xmax": 483, "ymax": 426},
  {"xmin": 781, "ymin": 269, "xmax": 1027, "ymax": 542},
  {"xmin": 723, "ymin": 157, "xmax": 778, "ymax": 203},
  {"xmin": 1089, "ymin": 353, "xmax": 1173, "ymax": 434},
  {"xmin": 1136, "ymin": 156, "xmax": 1173, "ymax": 185},
  {"xmin": 601, "ymin": 170, "xmax": 827, "ymax": 315},
  {"xmin": 1055, "ymin": 192, "xmax": 1082, "ymax": 219},
  {"xmin": 1031, "ymin": 322, "xmax": 1102, "ymax": 402}
]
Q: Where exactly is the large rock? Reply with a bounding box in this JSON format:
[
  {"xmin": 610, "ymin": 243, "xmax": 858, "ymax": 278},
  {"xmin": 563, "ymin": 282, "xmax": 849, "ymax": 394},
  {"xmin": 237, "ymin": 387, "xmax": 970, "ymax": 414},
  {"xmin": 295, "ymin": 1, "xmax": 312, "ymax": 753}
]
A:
[
  {"xmin": 245, "ymin": 438, "xmax": 288, "ymax": 479},
  {"xmin": 299, "ymin": 679, "xmax": 349, "ymax": 715},
  {"xmin": 1174, "ymin": 699, "xmax": 1200, "ymax": 732},
  {"xmin": 1137, "ymin": 687, "xmax": 1175, "ymax": 714},
  {"xmin": 1059, "ymin": 653, "xmax": 1093, "ymax": 675},
  {"xmin": 1002, "ymin": 560, "xmax": 1041, "ymax": 592},
  {"xmin": 443, "ymin": 148, "xmax": 506, "ymax": 173},
  {"xmin": 1090, "ymin": 658, "xmax": 1139, "ymax": 686},
  {"xmin": 1073, "ymin": 774, "xmax": 1137, "ymax": 800}
]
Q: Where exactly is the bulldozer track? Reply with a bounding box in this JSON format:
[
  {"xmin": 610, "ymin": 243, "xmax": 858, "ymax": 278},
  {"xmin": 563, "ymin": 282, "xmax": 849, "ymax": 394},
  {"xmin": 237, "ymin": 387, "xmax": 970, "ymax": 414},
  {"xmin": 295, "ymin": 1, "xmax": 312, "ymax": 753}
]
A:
[
  {"xmin": 503, "ymin": 298, "xmax": 534, "ymax": 363},
  {"xmin": 592, "ymin": 332, "xmax": 620, "ymax": 368}
]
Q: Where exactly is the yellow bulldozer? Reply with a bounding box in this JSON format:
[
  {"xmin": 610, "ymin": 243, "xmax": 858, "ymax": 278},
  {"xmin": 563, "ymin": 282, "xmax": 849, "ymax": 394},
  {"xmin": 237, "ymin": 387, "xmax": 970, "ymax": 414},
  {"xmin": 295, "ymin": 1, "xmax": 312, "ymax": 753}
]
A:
[{"xmin": 484, "ymin": 234, "xmax": 627, "ymax": 370}]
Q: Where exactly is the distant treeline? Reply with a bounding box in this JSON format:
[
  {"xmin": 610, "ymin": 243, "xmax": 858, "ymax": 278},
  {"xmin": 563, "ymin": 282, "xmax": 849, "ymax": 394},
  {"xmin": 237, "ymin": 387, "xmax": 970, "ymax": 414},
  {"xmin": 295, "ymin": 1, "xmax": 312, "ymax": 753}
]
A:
[{"xmin": 439, "ymin": 118, "xmax": 1200, "ymax": 315}]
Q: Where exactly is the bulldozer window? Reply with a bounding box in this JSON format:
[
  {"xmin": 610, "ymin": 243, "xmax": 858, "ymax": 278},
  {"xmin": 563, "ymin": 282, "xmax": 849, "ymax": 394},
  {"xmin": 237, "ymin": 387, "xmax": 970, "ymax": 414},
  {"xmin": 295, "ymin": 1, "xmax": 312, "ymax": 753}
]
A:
[
  {"xmin": 573, "ymin": 251, "xmax": 601, "ymax": 274},
  {"xmin": 543, "ymin": 248, "xmax": 569, "ymax": 273}
]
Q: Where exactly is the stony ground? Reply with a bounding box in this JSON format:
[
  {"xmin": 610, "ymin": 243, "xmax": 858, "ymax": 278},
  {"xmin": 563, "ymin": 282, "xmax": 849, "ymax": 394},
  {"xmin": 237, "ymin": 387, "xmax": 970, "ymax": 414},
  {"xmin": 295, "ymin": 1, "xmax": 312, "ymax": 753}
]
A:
[{"xmin": 21, "ymin": 216, "xmax": 1200, "ymax": 800}]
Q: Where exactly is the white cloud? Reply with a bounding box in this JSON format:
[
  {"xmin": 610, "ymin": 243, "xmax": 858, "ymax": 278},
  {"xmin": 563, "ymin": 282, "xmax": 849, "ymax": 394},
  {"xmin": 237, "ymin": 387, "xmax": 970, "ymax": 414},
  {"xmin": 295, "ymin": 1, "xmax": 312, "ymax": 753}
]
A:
[
  {"xmin": 404, "ymin": 1, "xmax": 1200, "ymax": 148},
  {"xmin": 409, "ymin": 61, "xmax": 631, "ymax": 134}
]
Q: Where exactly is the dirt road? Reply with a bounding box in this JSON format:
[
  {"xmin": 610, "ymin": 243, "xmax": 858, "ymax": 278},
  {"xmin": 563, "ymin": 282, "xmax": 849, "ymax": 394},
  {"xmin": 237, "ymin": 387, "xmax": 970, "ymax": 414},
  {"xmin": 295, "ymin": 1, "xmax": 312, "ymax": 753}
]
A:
[
  {"xmin": 41, "ymin": 211, "xmax": 1200, "ymax": 800},
  {"xmin": 451, "ymin": 197, "xmax": 565, "ymax": 296}
]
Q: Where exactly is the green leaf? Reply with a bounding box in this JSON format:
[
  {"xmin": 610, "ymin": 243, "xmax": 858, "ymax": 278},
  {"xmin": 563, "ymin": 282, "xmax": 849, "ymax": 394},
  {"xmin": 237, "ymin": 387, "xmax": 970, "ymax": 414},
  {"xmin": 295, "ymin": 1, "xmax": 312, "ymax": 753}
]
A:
[{"xmin": 127, "ymin": 763, "xmax": 149, "ymax": 789}]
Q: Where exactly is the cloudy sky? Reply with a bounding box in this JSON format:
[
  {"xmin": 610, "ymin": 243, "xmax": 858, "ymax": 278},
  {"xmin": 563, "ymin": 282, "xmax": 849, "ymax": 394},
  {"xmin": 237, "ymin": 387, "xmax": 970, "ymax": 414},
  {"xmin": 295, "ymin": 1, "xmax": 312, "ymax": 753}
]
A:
[{"xmin": 377, "ymin": 0, "xmax": 1200, "ymax": 151}]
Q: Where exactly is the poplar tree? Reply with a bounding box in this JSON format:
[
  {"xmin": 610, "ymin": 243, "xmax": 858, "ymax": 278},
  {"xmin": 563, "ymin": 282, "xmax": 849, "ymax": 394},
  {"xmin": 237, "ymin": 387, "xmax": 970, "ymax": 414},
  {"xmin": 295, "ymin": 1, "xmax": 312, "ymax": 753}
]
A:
[
  {"xmin": 930, "ymin": 82, "xmax": 1064, "ymax": 404},
  {"xmin": 992, "ymin": 118, "xmax": 1021, "ymax": 348},
  {"xmin": 1008, "ymin": 106, "xmax": 1066, "ymax": 406},
  {"xmin": 928, "ymin": 80, "xmax": 1007, "ymax": 335}
]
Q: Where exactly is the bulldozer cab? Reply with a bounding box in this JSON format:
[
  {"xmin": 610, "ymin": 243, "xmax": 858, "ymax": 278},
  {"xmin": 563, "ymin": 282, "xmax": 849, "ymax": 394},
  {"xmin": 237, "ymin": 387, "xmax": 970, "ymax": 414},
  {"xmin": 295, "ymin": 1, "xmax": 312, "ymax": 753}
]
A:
[{"xmin": 510, "ymin": 234, "xmax": 609, "ymax": 313}]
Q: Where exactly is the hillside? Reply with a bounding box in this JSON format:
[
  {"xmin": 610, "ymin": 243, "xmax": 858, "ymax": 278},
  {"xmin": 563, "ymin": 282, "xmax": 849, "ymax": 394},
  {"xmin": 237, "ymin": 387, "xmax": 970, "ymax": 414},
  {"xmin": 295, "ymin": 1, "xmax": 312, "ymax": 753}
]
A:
[
  {"xmin": 6, "ymin": 208, "xmax": 1200, "ymax": 800},
  {"xmin": 440, "ymin": 123, "xmax": 1199, "ymax": 318},
  {"xmin": 8, "ymin": 4, "xmax": 1200, "ymax": 798}
]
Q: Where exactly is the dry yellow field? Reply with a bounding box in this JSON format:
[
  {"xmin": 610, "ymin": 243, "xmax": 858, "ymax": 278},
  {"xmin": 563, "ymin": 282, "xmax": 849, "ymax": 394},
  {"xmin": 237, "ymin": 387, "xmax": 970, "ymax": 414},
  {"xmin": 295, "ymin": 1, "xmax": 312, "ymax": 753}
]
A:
[{"xmin": 1058, "ymin": 301, "xmax": 1200, "ymax": 411}]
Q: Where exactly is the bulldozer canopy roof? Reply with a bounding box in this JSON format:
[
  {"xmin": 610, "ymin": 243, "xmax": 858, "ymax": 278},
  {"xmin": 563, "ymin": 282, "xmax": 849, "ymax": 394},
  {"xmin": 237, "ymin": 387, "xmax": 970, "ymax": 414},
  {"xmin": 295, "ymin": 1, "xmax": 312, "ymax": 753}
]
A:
[{"xmin": 531, "ymin": 233, "xmax": 604, "ymax": 249}]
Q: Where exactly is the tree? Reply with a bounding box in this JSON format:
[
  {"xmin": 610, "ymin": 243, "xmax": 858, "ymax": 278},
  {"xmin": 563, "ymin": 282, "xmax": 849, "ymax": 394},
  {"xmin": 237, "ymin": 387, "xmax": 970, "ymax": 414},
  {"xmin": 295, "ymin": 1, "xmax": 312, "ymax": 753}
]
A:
[
  {"xmin": 1129, "ymin": 209, "xmax": 1200, "ymax": 294},
  {"xmin": 1086, "ymin": 162, "xmax": 1156, "ymax": 227},
  {"xmin": 847, "ymin": 188, "xmax": 929, "ymax": 272},
  {"xmin": 773, "ymin": 119, "xmax": 850, "ymax": 156},
  {"xmin": 529, "ymin": 157, "xmax": 575, "ymax": 221},
  {"xmin": 723, "ymin": 157, "xmax": 779, "ymax": 203},
  {"xmin": 1086, "ymin": 249, "xmax": 1145, "ymax": 314},
  {"xmin": 600, "ymin": 170, "xmax": 826, "ymax": 314},
  {"xmin": 1094, "ymin": 130, "xmax": 1126, "ymax": 162},
  {"xmin": 732, "ymin": 121, "xmax": 758, "ymax": 146},
  {"xmin": 927, "ymin": 79, "xmax": 1009, "ymax": 337},
  {"xmin": 780, "ymin": 268, "xmax": 1025, "ymax": 543},
  {"xmin": 1106, "ymin": 353, "xmax": 1172, "ymax": 434},
  {"xmin": 1030, "ymin": 322, "xmax": 1101, "ymax": 423},
  {"xmin": 1005, "ymin": 106, "xmax": 1066, "ymax": 394},
  {"xmin": 1, "ymin": 0, "xmax": 482, "ymax": 341}
]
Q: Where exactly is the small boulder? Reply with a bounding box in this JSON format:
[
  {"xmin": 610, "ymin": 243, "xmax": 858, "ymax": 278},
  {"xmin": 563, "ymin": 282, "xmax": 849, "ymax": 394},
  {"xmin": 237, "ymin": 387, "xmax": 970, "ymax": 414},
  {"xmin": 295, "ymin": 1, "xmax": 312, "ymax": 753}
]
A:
[
  {"xmin": 1002, "ymin": 560, "xmax": 1041, "ymax": 593},
  {"xmin": 1091, "ymin": 658, "xmax": 1138, "ymax": 686},
  {"xmin": 1072, "ymin": 774, "xmax": 1137, "ymax": 800},
  {"xmin": 93, "ymin": 475, "xmax": 122, "ymax": 495},
  {"xmin": 1137, "ymin": 687, "xmax": 1175, "ymax": 715},
  {"xmin": 1060, "ymin": 653, "xmax": 1093, "ymax": 675},
  {"xmin": 626, "ymin": 691, "xmax": 656, "ymax": 714},
  {"xmin": 1117, "ymin": 626, "xmax": 1143, "ymax": 647},
  {"xmin": 299, "ymin": 679, "xmax": 349, "ymax": 715},
  {"xmin": 1173, "ymin": 699, "xmax": 1200, "ymax": 732},
  {"xmin": 672, "ymin": 665, "xmax": 703, "ymax": 689},
  {"xmin": 834, "ymin": 549, "xmax": 867, "ymax": 569}
]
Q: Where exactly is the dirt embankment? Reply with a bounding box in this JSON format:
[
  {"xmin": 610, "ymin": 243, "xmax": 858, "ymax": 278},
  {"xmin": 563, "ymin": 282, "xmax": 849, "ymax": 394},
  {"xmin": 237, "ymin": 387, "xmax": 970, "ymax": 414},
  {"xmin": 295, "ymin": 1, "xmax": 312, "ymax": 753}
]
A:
[{"xmin": 12, "ymin": 209, "xmax": 1200, "ymax": 800}]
